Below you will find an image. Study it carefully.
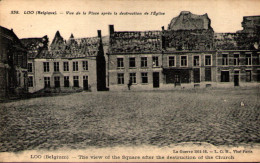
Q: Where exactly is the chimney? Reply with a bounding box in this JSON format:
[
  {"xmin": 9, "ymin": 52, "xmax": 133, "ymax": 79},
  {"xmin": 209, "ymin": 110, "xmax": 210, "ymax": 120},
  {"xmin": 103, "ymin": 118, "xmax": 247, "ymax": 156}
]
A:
[
  {"xmin": 161, "ymin": 26, "xmax": 165, "ymax": 31},
  {"xmin": 109, "ymin": 25, "xmax": 114, "ymax": 36},
  {"xmin": 161, "ymin": 26, "xmax": 166, "ymax": 50},
  {"xmin": 70, "ymin": 33, "xmax": 74, "ymax": 39},
  {"xmin": 97, "ymin": 30, "xmax": 102, "ymax": 38}
]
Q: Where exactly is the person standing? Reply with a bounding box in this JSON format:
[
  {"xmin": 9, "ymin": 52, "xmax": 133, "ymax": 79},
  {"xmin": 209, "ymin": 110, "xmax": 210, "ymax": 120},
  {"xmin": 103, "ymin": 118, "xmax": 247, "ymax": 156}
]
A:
[{"xmin": 128, "ymin": 79, "xmax": 132, "ymax": 90}]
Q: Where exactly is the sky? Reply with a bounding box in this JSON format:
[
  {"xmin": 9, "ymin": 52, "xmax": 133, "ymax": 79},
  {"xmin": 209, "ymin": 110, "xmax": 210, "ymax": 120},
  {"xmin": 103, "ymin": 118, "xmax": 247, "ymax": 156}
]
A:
[{"xmin": 0, "ymin": 0, "xmax": 260, "ymax": 42}]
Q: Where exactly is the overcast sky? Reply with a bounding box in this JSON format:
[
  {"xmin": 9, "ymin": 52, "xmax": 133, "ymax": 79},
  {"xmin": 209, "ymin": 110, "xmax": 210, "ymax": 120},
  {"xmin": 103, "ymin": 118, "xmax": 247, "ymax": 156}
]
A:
[{"xmin": 0, "ymin": 0, "xmax": 259, "ymax": 42}]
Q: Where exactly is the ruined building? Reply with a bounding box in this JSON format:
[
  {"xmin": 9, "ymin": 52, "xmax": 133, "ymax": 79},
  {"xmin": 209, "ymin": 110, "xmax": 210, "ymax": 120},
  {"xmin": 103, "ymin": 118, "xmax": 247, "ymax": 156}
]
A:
[
  {"xmin": 108, "ymin": 25, "xmax": 163, "ymax": 90},
  {"xmin": 107, "ymin": 11, "xmax": 217, "ymax": 90},
  {"xmin": 0, "ymin": 26, "xmax": 28, "ymax": 98},
  {"xmin": 21, "ymin": 30, "xmax": 106, "ymax": 93},
  {"xmin": 163, "ymin": 11, "xmax": 216, "ymax": 88},
  {"xmin": 2, "ymin": 11, "xmax": 257, "ymax": 95},
  {"xmin": 166, "ymin": 11, "xmax": 214, "ymax": 51},
  {"xmin": 107, "ymin": 11, "xmax": 260, "ymax": 90},
  {"xmin": 20, "ymin": 35, "xmax": 49, "ymax": 93},
  {"xmin": 215, "ymin": 15, "xmax": 260, "ymax": 87}
]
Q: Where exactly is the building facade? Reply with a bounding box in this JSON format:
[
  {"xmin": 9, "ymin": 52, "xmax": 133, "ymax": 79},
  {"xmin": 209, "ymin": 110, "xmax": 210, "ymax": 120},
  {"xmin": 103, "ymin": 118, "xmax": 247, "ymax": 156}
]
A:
[
  {"xmin": 107, "ymin": 12, "xmax": 260, "ymax": 91},
  {"xmin": 1, "ymin": 12, "xmax": 258, "ymax": 97},
  {"xmin": 107, "ymin": 24, "xmax": 163, "ymax": 90},
  {"xmin": 216, "ymin": 50, "xmax": 260, "ymax": 87},
  {"xmin": 162, "ymin": 51, "xmax": 217, "ymax": 89},
  {"xmin": 21, "ymin": 30, "xmax": 106, "ymax": 93},
  {"xmin": 162, "ymin": 11, "xmax": 217, "ymax": 89},
  {"xmin": 215, "ymin": 15, "xmax": 260, "ymax": 87},
  {"xmin": 0, "ymin": 26, "xmax": 28, "ymax": 98}
]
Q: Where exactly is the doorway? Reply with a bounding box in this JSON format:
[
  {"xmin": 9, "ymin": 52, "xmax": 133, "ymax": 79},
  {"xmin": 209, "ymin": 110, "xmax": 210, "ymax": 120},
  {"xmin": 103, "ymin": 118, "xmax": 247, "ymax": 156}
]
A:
[
  {"xmin": 174, "ymin": 74, "xmax": 181, "ymax": 86},
  {"xmin": 193, "ymin": 68, "xmax": 200, "ymax": 83},
  {"xmin": 83, "ymin": 76, "xmax": 88, "ymax": 90},
  {"xmin": 234, "ymin": 71, "xmax": 239, "ymax": 86},
  {"xmin": 153, "ymin": 72, "xmax": 159, "ymax": 88}
]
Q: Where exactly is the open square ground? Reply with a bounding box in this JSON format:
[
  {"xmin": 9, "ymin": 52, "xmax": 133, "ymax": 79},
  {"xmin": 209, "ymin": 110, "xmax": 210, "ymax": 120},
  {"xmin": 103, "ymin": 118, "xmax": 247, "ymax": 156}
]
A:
[{"xmin": 0, "ymin": 88, "xmax": 259, "ymax": 152}]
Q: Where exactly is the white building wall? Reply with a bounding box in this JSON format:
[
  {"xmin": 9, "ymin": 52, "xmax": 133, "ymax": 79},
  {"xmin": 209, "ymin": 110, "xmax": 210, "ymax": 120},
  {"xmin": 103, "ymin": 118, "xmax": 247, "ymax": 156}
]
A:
[{"xmin": 28, "ymin": 57, "xmax": 97, "ymax": 93}]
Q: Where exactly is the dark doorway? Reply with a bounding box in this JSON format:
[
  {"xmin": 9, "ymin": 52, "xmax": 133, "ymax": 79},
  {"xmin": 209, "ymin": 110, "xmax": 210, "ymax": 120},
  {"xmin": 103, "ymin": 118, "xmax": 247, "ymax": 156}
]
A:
[
  {"xmin": 174, "ymin": 74, "xmax": 181, "ymax": 86},
  {"xmin": 54, "ymin": 76, "xmax": 60, "ymax": 88},
  {"xmin": 153, "ymin": 72, "xmax": 159, "ymax": 88},
  {"xmin": 64, "ymin": 76, "xmax": 69, "ymax": 87},
  {"xmin": 205, "ymin": 68, "xmax": 212, "ymax": 81},
  {"xmin": 257, "ymin": 70, "xmax": 260, "ymax": 82},
  {"xmin": 234, "ymin": 71, "xmax": 239, "ymax": 86},
  {"xmin": 164, "ymin": 69, "xmax": 191, "ymax": 85},
  {"xmin": 193, "ymin": 68, "xmax": 200, "ymax": 83},
  {"xmin": 221, "ymin": 71, "xmax": 230, "ymax": 82},
  {"xmin": 73, "ymin": 76, "xmax": 79, "ymax": 87},
  {"xmin": 83, "ymin": 76, "xmax": 88, "ymax": 90}
]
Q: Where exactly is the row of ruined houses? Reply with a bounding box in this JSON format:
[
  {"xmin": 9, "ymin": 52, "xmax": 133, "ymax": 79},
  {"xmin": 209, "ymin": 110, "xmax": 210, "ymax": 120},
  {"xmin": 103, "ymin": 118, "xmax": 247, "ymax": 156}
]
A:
[{"xmin": 0, "ymin": 11, "xmax": 260, "ymax": 97}]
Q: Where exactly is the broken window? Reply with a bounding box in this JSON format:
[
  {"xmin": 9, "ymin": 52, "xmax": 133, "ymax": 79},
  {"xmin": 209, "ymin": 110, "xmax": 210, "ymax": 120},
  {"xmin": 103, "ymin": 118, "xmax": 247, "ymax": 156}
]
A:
[
  {"xmin": 18, "ymin": 54, "xmax": 23, "ymax": 67},
  {"xmin": 246, "ymin": 54, "xmax": 252, "ymax": 65},
  {"xmin": 141, "ymin": 57, "xmax": 147, "ymax": 67},
  {"xmin": 234, "ymin": 54, "xmax": 239, "ymax": 65},
  {"xmin": 152, "ymin": 56, "xmax": 159, "ymax": 67},
  {"xmin": 63, "ymin": 62, "xmax": 69, "ymax": 71},
  {"xmin": 141, "ymin": 72, "xmax": 148, "ymax": 84},
  {"xmin": 205, "ymin": 55, "xmax": 211, "ymax": 66},
  {"xmin": 117, "ymin": 73, "xmax": 124, "ymax": 84},
  {"xmin": 54, "ymin": 62, "xmax": 59, "ymax": 72},
  {"xmin": 222, "ymin": 54, "xmax": 228, "ymax": 65},
  {"xmin": 73, "ymin": 61, "xmax": 78, "ymax": 71},
  {"xmin": 28, "ymin": 63, "xmax": 32, "ymax": 72},
  {"xmin": 129, "ymin": 73, "xmax": 136, "ymax": 84},
  {"xmin": 129, "ymin": 57, "xmax": 136, "ymax": 68},
  {"xmin": 117, "ymin": 58, "xmax": 124, "ymax": 68},
  {"xmin": 193, "ymin": 56, "xmax": 200, "ymax": 66},
  {"xmin": 43, "ymin": 62, "xmax": 49, "ymax": 72},
  {"xmin": 181, "ymin": 56, "xmax": 187, "ymax": 67},
  {"xmin": 221, "ymin": 71, "xmax": 229, "ymax": 82},
  {"xmin": 82, "ymin": 61, "xmax": 88, "ymax": 70},
  {"xmin": 169, "ymin": 56, "xmax": 175, "ymax": 67}
]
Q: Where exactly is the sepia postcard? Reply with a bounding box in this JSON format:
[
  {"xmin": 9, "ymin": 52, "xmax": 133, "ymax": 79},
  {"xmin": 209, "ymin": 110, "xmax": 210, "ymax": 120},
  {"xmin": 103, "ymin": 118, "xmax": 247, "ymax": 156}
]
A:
[{"xmin": 0, "ymin": 0, "xmax": 260, "ymax": 162}]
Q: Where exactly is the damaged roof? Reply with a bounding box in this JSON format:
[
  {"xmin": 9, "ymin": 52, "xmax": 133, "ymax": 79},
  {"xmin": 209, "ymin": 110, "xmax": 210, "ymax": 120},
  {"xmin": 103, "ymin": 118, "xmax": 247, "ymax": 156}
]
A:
[
  {"xmin": 23, "ymin": 30, "xmax": 102, "ymax": 59},
  {"xmin": 214, "ymin": 32, "xmax": 259, "ymax": 50},
  {"xmin": 168, "ymin": 11, "xmax": 212, "ymax": 30},
  {"xmin": 20, "ymin": 36, "xmax": 48, "ymax": 58},
  {"xmin": 110, "ymin": 31, "xmax": 162, "ymax": 53},
  {"xmin": 51, "ymin": 31, "xmax": 64, "ymax": 45},
  {"xmin": 36, "ymin": 36, "xmax": 101, "ymax": 59}
]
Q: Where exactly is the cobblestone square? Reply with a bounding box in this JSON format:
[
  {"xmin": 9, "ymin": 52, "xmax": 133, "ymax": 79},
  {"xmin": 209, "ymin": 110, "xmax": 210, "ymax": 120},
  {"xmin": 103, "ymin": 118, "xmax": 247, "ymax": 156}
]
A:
[{"xmin": 0, "ymin": 88, "xmax": 259, "ymax": 152}]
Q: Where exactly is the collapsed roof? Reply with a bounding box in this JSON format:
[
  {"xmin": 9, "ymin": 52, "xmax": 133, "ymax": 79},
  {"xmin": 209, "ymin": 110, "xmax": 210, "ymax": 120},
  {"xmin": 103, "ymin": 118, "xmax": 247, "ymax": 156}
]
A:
[
  {"xmin": 110, "ymin": 31, "xmax": 162, "ymax": 53},
  {"xmin": 21, "ymin": 31, "xmax": 102, "ymax": 59},
  {"xmin": 20, "ymin": 36, "xmax": 49, "ymax": 58},
  {"xmin": 168, "ymin": 11, "xmax": 213, "ymax": 31}
]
